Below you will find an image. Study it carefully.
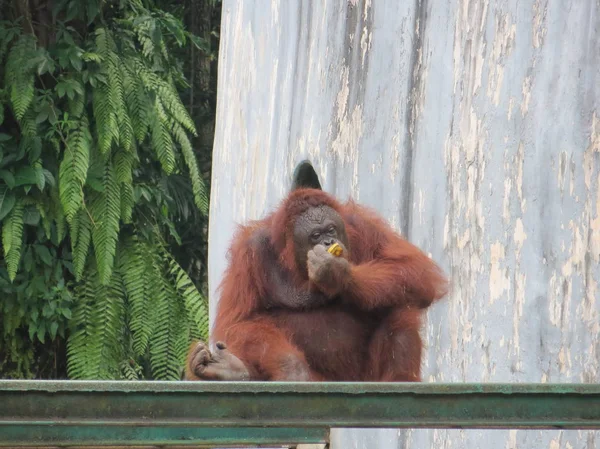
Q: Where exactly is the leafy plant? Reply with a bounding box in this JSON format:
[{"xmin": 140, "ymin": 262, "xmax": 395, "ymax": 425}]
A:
[{"xmin": 0, "ymin": 0, "xmax": 211, "ymax": 380}]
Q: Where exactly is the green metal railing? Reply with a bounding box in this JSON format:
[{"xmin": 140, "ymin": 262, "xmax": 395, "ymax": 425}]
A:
[{"xmin": 0, "ymin": 380, "xmax": 598, "ymax": 447}]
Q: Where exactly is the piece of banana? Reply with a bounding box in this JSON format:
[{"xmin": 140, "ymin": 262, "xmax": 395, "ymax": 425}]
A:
[{"xmin": 327, "ymin": 242, "xmax": 343, "ymax": 257}]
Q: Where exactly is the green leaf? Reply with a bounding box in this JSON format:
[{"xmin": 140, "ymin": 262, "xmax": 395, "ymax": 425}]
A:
[
  {"xmin": 36, "ymin": 53, "xmax": 56, "ymax": 75},
  {"xmin": 81, "ymin": 52, "xmax": 102, "ymax": 62},
  {"xmin": 34, "ymin": 164, "xmax": 45, "ymax": 191},
  {"xmin": 189, "ymin": 34, "xmax": 210, "ymax": 52},
  {"xmin": 161, "ymin": 15, "xmax": 186, "ymax": 46},
  {"xmin": 23, "ymin": 207, "xmax": 40, "ymax": 225},
  {"xmin": 86, "ymin": 0, "xmax": 100, "ymax": 24},
  {"xmin": 14, "ymin": 166, "xmax": 38, "ymax": 186},
  {"xmin": 0, "ymin": 170, "xmax": 15, "ymax": 188},
  {"xmin": 70, "ymin": 54, "xmax": 83, "ymax": 71},
  {"xmin": 37, "ymin": 322, "xmax": 46, "ymax": 343},
  {"xmin": 0, "ymin": 188, "xmax": 16, "ymax": 221},
  {"xmin": 23, "ymin": 245, "xmax": 34, "ymax": 272},
  {"xmin": 56, "ymin": 82, "xmax": 66, "ymax": 98},
  {"xmin": 43, "ymin": 169, "xmax": 56, "ymax": 188},
  {"xmin": 49, "ymin": 322, "xmax": 59, "ymax": 340},
  {"xmin": 34, "ymin": 244, "xmax": 53, "ymax": 266},
  {"xmin": 35, "ymin": 200, "xmax": 51, "ymax": 238},
  {"xmin": 25, "ymin": 137, "xmax": 42, "ymax": 163}
]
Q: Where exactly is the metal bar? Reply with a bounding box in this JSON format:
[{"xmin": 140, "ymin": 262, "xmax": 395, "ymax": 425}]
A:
[
  {"xmin": 0, "ymin": 381, "xmax": 598, "ymax": 447},
  {"xmin": 0, "ymin": 425, "xmax": 327, "ymax": 447}
]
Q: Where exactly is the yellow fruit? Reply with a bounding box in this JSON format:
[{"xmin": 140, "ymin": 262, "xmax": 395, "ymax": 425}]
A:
[{"xmin": 327, "ymin": 243, "xmax": 343, "ymax": 257}]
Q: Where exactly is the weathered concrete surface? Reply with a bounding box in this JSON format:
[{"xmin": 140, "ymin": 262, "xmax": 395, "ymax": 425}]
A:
[{"xmin": 209, "ymin": 0, "xmax": 600, "ymax": 448}]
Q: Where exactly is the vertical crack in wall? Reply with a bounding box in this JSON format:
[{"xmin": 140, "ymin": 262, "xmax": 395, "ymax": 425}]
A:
[
  {"xmin": 328, "ymin": 0, "xmax": 373, "ymax": 198},
  {"xmin": 402, "ymin": 0, "xmax": 428, "ymax": 238}
]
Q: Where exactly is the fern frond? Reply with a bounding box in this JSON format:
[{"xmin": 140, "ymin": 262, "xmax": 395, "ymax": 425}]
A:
[
  {"xmin": 94, "ymin": 27, "xmax": 134, "ymax": 153},
  {"xmin": 120, "ymin": 236, "xmax": 153, "ymax": 356},
  {"xmin": 90, "ymin": 160, "xmax": 121, "ymax": 285},
  {"xmin": 120, "ymin": 359, "xmax": 141, "ymax": 380},
  {"xmin": 68, "ymin": 92, "xmax": 85, "ymax": 118},
  {"xmin": 66, "ymin": 271, "xmax": 95, "ymax": 379},
  {"xmin": 59, "ymin": 118, "xmax": 91, "ymax": 222},
  {"xmin": 135, "ymin": 18, "xmax": 156, "ymax": 60},
  {"xmin": 19, "ymin": 110, "xmax": 37, "ymax": 137},
  {"xmin": 2, "ymin": 199, "xmax": 24, "ymax": 282},
  {"xmin": 50, "ymin": 186, "xmax": 67, "ymax": 243},
  {"xmin": 151, "ymin": 99, "xmax": 175, "ymax": 174},
  {"xmin": 5, "ymin": 35, "xmax": 35, "ymax": 121},
  {"xmin": 131, "ymin": 58, "xmax": 195, "ymax": 135},
  {"xmin": 170, "ymin": 121, "xmax": 209, "ymax": 214},
  {"xmin": 123, "ymin": 65, "xmax": 150, "ymax": 142},
  {"xmin": 18, "ymin": 111, "xmax": 42, "ymax": 164},
  {"xmin": 94, "ymin": 27, "xmax": 115, "ymax": 56},
  {"xmin": 113, "ymin": 149, "xmax": 135, "ymax": 224},
  {"xmin": 71, "ymin": 209, "xmax": 92, "ymax": 280},
  {"xmin": 94, "ymin": 271, "xmax": 126, "ymax": 378},
  {"xmin": 167, "ymin": 255, "xmax": 209, "ymax": 341},
  {"xmin": 108, "ymin": 53, "xmax": 134, "ymax": 152},
  {"xmin": 34, "ymin": 197, "xmax": 51, "ymax": 238},
  {"xmin": 20, "ymin": 136, "xmax": 42, "ymax": 163},
  {"xmin": 120, "ymin": 183, "xmax": 134, "ymax": 224},
  {"xmin": 149, "ymin": 257, "xmax": 189, "ymax": 380},
  {"xmin": 92, "ymin": 81, "xmax": 117, "ymax": 155},
  {"xmin": 114, "ymin": 150, "xmax": 134, "ymax": 184},
  {"xmin": 70, "ymin": 205, "xmax": 80, "ymax": 247},
  {"xmin": 157, "ymin": 78, "xmax": 196, "ymax": 135},
  {"xmin": 67, "ymin": 269, "xmax": 126, "ymax": 379}
]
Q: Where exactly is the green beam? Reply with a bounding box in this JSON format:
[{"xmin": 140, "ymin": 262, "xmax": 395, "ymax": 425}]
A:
[
  {"xmin": 1, "ymin": 425, "xmax": 328, "ymax": 447},
  {"xmin": 0, "ymin": 381, "xmax": 598, "ymax": 447}
]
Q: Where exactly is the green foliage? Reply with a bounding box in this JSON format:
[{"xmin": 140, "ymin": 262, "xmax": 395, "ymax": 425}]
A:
[
  {"xmin": 0, "ymin": 0, "xmax": 213, "ymax": 380},
  {"xmin": 2, "ymin": 198, "xmax": 24, "ymax": 281},
  {"xmin": 0, "ymin": 227, "xmax": 73, "ymax": 378},
  {"xmin": 89, "ymin": 159, "xmax": 121, "ymax": 284},
  {"xmin": 59, "ymin": 117, "xmax": 90, "ymax": 221},
  {"xmin": 67, "ymin": 234, "xmax": 204, "ymax": 380},
  {"xmin": 67, "ymin": 265, "xmax": 125, "ymax": 379},
  {"xmin": 5, "ymin": 35, "xmax": 36, "ymax": 121}
]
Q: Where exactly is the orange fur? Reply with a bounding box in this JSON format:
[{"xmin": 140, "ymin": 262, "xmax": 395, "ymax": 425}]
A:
[{"xmin": 193, "ymin": 188, "xmax": 447, "ymax": 381}]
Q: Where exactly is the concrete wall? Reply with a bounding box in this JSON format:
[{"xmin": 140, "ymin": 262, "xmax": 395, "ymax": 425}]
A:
[{"xmin": 208, "ymin": 1, "xmax": 600, "ymax": 447}]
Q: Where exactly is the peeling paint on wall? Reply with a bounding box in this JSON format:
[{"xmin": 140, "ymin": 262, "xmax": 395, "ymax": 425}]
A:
[{"xmin": 210, "ymin": 0, "xmax": 600, "ymax": 448}]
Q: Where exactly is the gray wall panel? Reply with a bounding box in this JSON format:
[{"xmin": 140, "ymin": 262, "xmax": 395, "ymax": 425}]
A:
[{"xmin": 209, "ymin": 1, "xmax": 600, "ymax": 447}]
